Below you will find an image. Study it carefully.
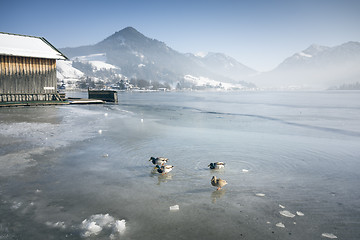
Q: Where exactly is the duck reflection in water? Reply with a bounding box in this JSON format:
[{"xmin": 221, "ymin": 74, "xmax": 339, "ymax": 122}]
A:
[
  {"xmin": 157, "ymin": 173, "xmax": 173, "ymax": 185},
  {"xmin": 211, "ymin": 189, "xmax": 226, "ymax": 203}
]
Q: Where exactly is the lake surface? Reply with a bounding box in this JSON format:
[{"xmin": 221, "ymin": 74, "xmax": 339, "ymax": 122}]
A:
[{"xmin": 1, "ymin": 91, "xmax": 360, "ymax": 239}]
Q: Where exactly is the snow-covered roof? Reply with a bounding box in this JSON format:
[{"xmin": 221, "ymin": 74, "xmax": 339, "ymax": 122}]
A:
[{"xmin": 0, "ymin": 32, "xmax": 67, "ymax": 60}]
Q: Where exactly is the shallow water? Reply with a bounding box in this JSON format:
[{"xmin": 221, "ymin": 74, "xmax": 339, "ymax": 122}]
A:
[{"xmin": 1, "ymin": 91, "xmax": 360, "ymax": 239}]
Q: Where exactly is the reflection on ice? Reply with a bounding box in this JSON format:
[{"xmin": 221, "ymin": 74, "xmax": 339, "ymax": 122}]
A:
[
  {"xmin": 1, "ymin": 91, "xmax": 359, "ymax": 239},
  {"xmin": 211, "ymin": 189, "xmax": 226, "ymax": 203},
  {"xmin": 157, "ymin": 173, "xmax": 173, "ymax": 185}
]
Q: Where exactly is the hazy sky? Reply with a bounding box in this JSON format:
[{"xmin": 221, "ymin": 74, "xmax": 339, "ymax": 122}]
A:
[{"xmin": 1, "ymin": 0, "xmax": 360, "ymax": 71}]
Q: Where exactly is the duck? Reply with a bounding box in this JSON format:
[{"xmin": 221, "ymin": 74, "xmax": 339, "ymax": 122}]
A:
[
  {"xmin": 149, "ymin": 157, "xmax": 169, "ymax": 166},
  {"xmin": 156, "ymin": 165, "xmax": 174, "ymax": 175},
  {"xmin": 211, "ymin": 176, "xmax": 228, "ymax": 190},
  {"xmin": 208, "ymin": 162, "xmax": 225, "ymax": 169}
]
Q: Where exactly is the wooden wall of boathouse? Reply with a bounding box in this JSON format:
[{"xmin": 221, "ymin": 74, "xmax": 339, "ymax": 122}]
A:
[{"xmin": 0, "ymin": 55, "xmax": 59, "ymax": 102}]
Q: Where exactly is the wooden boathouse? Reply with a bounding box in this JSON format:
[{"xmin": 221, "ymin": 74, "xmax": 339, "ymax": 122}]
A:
[{"xmin": 0, "ymin": 32, "xmax": 68, "ymax": 104}]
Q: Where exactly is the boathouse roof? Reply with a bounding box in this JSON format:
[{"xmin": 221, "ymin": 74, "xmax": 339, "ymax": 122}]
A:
[{"xmin": 0, "ymin": 32, "xmax": 67, "ymax": 60}]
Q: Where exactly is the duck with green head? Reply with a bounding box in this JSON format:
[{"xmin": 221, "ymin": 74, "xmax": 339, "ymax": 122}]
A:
[
  {"xmin": 149, "ymin": 157, "xmax": 169, "ymax": 166},
  {"xmin": 208, "ymin": 162, "xmax": 225, "ymax": 169},
  {"xmin": 156, "ymin": 165, "xmax": 174, "ymax": 175}
]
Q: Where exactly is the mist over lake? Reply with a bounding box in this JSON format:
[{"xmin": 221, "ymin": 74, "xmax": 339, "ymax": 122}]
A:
[{"xmin": 1, "ymin": 91, "xmax": 359, "ymax": 239}]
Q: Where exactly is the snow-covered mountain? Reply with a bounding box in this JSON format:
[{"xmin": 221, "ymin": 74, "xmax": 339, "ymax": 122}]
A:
[
  {"xmin": 58, "ymin": 27, "xmax": 257, "ymax": 90},
  {"xmin": 187, "ymin": 52, "xmax": 256, "ymax": 81},
  {"xmin": 252, "ymin": 41, "xmax": 360, "ymax": 89},
  {"xmin": 57, "ymin": 27, "xmax": 360, "ymax": 90}
]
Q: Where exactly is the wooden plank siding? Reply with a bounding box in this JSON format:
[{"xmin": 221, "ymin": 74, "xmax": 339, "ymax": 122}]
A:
[{"xmin": 0, "ymin": 55, "xmax": 57, "ymax": 95}]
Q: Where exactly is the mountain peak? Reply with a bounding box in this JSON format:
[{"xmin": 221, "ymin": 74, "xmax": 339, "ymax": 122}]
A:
[
  {"xmin": 111, "ymin": 26, "xmax": 146, "ymax": 40},
  {"xmin": 118, "ymin": 26, "xmax": 142, "ymax": 35},
  {"xmin": 97, "ymin": 26, "xmax": 152, "ymax": 49},
  {"xmin": 303, "ymin": 44, "xmax": 329, "ymax": 55}
]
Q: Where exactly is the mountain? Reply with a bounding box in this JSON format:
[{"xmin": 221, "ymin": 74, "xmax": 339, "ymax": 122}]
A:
[
  {"xmin": 59, "ymin": 27, "xmax": 360, "ymax": 90},
  {"xmin": 187, "ymin": 52, "xmax": 256, "ymax": 81},
  {"xmin": 59, "ymin": 27, "xmax": 257, "ymax": 90},
  {"xmin": 252, "ymin": 41, "xmax": 360, "ymax": 89}
]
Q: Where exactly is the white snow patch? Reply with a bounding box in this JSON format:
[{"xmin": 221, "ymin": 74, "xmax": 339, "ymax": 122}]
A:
[
  {"xmin": 89, "ymin": 61, "xmax": 118, "ymax": 70},
  {"xmin": 195, "ymin": 52, "xmax": 208, "ymax": 58},
  {"xmin": 56, "ymin": 60, "xmax": 84, "ymax": 80},
  {"xmin": 72, "ymin": 53, "xmax": 119, "ymax": 70},
  {"xmin": 75, "ymin": 53, "xmax": 107, "ymax": 62},
  {"xmin": 138, "ymin": 64, "xmax": 146, "ymax": 68},
  {"xmin": 298, "ymin": 52, "xmax": 312, "ymax": 58},
  {"xmin": 133, "ymin": 51, "xmax": 145, "ymax": 60},
  {"xmin": 184, "ymin": 74, "xmax": 244, "ymax": 90},
  {"xmin": 0, "ymin": 33, "xmax": 66, "ymax": 59}
]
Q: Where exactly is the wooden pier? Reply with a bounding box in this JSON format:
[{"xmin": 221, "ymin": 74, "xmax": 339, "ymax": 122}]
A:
[
  {"xmin": 88, "ymin": 90, "xmax": 118, "ymax": 103},
  {"xmin": 0, "ymin": 100, "xmax": 69, "ymax": 107},
  {"xmin": 67, "ymin": 98, "xmax": 105, "ymax": 104}
]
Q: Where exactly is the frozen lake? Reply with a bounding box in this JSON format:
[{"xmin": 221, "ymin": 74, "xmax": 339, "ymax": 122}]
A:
[{"xmin": 1, "ymin": 91, "xmax": 360, "ymax": 239}]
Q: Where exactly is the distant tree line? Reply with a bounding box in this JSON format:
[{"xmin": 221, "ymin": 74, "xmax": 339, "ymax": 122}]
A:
[
  {"xmin": 76, "ymin": 77, "xmax": 105, "ymax": 89},
  {"xmin": 129, "ymin": 78, "xmax": 171, "ymax": 90},
  {"xmin": 329, "ymin": 82, "xmax": 360, "ymax": 90}
]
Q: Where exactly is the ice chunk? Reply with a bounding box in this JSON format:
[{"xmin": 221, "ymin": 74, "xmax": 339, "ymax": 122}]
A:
[
  {"xmin": 296, "ymin": 211, "xmax": 304, "ymax": 216},
  {"xmin": 242, "ymin": 169, "xmax": 249, "ymax": 173},
  {"xmin": 170, "ymin": 205, "xmax": 179, "ymax": 211},
  {"xmin": 279, "ymin": 204, "xmax": 285, "ymax": 209},
  {"xmin": 45, "ymin": 221, "xmax": 66, "ymax": 229},
  {"xmin": 11, "ymin": 201, "xmax": 22, "ymax": 210},
  {"xmin": 113, "ymin": 219, "xmax": 126, "ymax": 234},
  {"xmin": 98, "ymin": 130, "xmax": 103, "ymax": 134},
  {"xmin": 276, "ymin": 222, "xmax": 285, "ymax": 228},
  {"xmin": 80, "ymin": 214, "xmax": 126, "ymax": 237},
  {"xmin": 81, "ymin": 221, "xmax": 102, "ymax": 237},
  {"xmin": 321, "ymin": 233, "xmax": 337, "ymax": 239},
  {"xmin": 256, "ymin": 193, "xmax": 265, "ymax": 197},
  {"xmin": 280, "ymin": 210, "xmax": 295, "ymax": 218}
]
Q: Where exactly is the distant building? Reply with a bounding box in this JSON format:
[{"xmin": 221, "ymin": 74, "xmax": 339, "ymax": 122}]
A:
[{"xmin": 0, "ymin": 32, "xmax": 67, "ymax": 103}]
